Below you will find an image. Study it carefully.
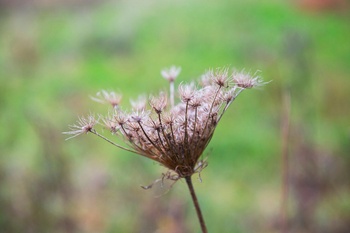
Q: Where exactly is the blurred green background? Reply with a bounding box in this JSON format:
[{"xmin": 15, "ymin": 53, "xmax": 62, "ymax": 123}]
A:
[{"xmin": 1, "ymin": 0, "xmax": 350, "ymax": 232}]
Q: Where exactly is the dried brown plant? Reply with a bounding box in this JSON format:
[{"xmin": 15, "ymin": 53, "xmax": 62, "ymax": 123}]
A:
[{"xmin": 64, "ymin": 66, "xmax": 266, "ymax": 233}]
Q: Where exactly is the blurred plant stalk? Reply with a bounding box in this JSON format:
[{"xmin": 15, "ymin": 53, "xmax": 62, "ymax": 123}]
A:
[{"xmin": 280, "ymin": 89, "xmax": 291, "ymax": 233}]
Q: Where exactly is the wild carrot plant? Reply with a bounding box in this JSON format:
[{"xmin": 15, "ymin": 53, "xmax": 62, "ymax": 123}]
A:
[{"xmin": 64, "ymin": 66, "xmax": 266, "ymax": 233}]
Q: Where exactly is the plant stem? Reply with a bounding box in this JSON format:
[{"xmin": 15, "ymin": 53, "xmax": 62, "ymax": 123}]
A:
[
  {"xmin": 280, "ymin": 90, "xmax": 291, "ymax": 233},
  {"xmin": 185, "ymin": 176, "xmax": 208, "ymax": 233},
  {"xmin": 170, "ymin": 81, "xmax": 174, "ymax": 108}
]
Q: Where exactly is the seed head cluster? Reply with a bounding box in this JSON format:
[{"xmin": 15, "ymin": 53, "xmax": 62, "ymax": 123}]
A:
[{"xmin": 64, "ymin": 67, "xmax": 265, "ymax": 180}]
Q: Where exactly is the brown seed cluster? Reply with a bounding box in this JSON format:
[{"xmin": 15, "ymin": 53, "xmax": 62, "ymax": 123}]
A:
[{"xmin": 64, "ymin": 67, "xmax": 265, "ymax": 179}]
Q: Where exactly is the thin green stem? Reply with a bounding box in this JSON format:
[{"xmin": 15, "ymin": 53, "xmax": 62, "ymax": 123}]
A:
[{"xmin": 185, "ymin": 176, "xmax": 208, "ymax": 233}]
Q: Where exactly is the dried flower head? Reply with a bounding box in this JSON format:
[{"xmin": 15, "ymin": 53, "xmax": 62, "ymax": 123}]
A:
[
  {"xmin": 91, "ymin": 90, "xmax": 122, "ymax": 109},
  {"xmin": 212, "ymin": 67, "xmax": 230, "ymax": 87},
  {"xmin": 161, "ymin": 66, "xmax": 181, "ymax": 82},
  {"xmin": 178, "ymin": 82, "xmax": 196, "ymax": 103},
  {"xmin": 102, "ymin": 114, "xmax": 119, "ymax": 134},
  {"xmin": 63, "ymin": 115, "xmax": 97, "ymax": 140},
  {"xmin": 232, "ymin": 70, "xmax": 266, "ymax": 89},
  {"xmin": 64, "ymin": 66, "xmax": 267, "ymax": 233},
  {"xmin": 150, "ymin": 92, "xmax": 167, "ymax": 114},
  {"xmin": 65, "ymin": 67, "xmax": 266, "ymax": 180}
]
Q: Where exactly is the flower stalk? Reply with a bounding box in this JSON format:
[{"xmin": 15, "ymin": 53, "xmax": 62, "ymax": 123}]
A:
[{"xmin": 185, "ymin": 176, "xmax": 208, "ymax": 233}]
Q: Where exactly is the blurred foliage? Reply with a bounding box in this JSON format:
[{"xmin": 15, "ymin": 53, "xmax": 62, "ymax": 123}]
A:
[{"xmin": 0, "ymin": 0, "xmax": 350, "ymax": 232}]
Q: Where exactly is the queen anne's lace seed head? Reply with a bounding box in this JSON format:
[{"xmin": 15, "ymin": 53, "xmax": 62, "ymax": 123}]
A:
[{"xmin": 65, "ymin": 67, "xmax": 266, "ymax": 180}]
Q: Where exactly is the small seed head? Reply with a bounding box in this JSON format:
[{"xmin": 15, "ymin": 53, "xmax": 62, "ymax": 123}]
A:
[{"xmin": 161, "ymin": 66, "xmax": 181, "ymax": 82}]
